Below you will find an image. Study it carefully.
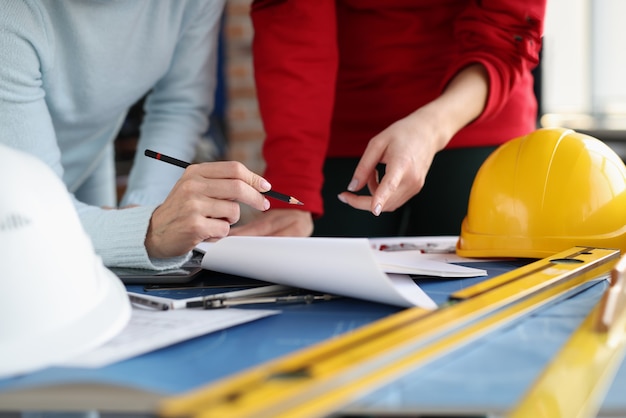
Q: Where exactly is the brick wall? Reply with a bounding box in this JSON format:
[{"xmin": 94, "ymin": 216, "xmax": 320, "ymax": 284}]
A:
[
  {"xmin": 223, "ymin": 0, "xmax": 265, "ymax": 222},
  {"xmin": 223, "ymin": 0, "xmax": 264, "ymax": 173}
]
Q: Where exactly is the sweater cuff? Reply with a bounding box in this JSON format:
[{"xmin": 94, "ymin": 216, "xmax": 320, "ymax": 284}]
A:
[{"xmin": 80, "ymin": 205, "xmax": 191, "ymax": 270}]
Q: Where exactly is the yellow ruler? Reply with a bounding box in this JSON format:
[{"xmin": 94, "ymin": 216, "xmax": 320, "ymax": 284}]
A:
[
  {"xmin": 159, "ymin": 247, "xmax": 619, "ymax": 418},
  {"xmin": 509, "ymin": 252, "xmax": 626, "ymax": 418}
]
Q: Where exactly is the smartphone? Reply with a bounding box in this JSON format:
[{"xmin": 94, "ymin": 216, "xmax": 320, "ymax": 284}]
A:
[
  {"xmin": 110, "ymin": 265, "xmax": 204, "ymax": 285},
  {"xmin": 110, "ymin": 251, "xmax": 204, "ymax": 284}
]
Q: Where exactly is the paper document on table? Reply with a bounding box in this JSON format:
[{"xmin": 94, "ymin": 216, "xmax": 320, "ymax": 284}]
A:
[
  {"xmin": 372, "ymin": 250, "xmax": 486, "ymax": 277},
  {"xmin": 197, "ymin": 237, "xmax": 485, "ymax": 309},
  {"xmin": 61, "ymin": 307, "xmax": 278, "ymax": 368},
  {"xmin": 368, "ymin": 236, "xmax": 507, "ymax": 263}
]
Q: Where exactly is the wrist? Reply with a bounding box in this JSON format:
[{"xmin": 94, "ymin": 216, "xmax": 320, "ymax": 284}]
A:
[
  {"xmin": 429, "ymin": 63, "xmax": 489, "ymax": 140},
  {"xmin": 407, "ymin": 104, "xmax": 455, "ymax": 152}
]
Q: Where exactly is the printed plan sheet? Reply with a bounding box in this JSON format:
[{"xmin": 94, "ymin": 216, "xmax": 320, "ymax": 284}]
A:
[{"xmin": 62, "ymin": 307, "xmax": 278, "ymax": 368}]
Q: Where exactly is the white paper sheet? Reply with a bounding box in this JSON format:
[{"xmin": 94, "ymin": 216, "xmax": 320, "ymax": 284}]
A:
[
  {"xmin": 368, "ymin": 236, "xmax": 506, "ymax": 263},
  {"xmin": 368, "ymin": 235, "xmax": 460, "ymax": 254},
  {"xmin": 61, "ymin": 307, "xmax": 278, "ymax": 368},
  {"xmin": 196, "ymin": 237, "xmax": 486, "ymax": 277},
  {"xmin": 372, "ymin": 250, "xmax": 486, "ymax": 277},
  {"xmin": 200, "ymin": 237, "xmax": 449, "ymax": 308}
]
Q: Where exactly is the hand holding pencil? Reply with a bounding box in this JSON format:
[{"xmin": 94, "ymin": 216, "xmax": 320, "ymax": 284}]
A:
[
  {"xmin": 142, "ymin": 150, "xmax": 303, "ymax": 259},
  {"xmin": 145, "ymin": 150, "xmax": 302, "ymax": 205}
]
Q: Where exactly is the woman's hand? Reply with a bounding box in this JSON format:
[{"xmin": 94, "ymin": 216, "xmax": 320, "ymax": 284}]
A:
[
  {"xmin": 339, "ymin": 64, "xmax": 489, "ymax": 216},
  {"xmin": 145, "ymin": 161, "xmax": 273, "ymax": 258},
  {"xmin": 338, "ymin": 107, "xmax": 448, "ymax": 216}
]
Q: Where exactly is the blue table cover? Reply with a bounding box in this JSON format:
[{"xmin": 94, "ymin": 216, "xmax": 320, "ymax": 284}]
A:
[{"xmin": 0, "ymin": 260, "xmax": 623, "ymax": 415}]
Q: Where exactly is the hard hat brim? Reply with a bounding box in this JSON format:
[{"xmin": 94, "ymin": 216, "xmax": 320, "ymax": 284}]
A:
[{"xmin": 0, "ymin": 266, "xmax": 131, "ymax": 379}]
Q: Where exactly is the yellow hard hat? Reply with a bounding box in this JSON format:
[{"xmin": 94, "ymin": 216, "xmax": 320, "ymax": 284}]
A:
[{"xmin": 456, "ymin": 127, "xmax": 626, "ymax": 258}]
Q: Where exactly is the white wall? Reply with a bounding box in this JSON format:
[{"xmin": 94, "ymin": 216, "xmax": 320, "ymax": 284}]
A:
[
  {"xmin": 542, "ymin": 0, "xmax": 591, "ymax": 115},
  {"xmin": 591, "ymin": 0, "xmax": 626, "ymax": 115},
  {"xmin": 541, "ymin": 0, "xmax": 626, "ymax": 129}
]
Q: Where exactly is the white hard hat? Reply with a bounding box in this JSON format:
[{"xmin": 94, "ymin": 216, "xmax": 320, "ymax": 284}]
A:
[{"xmin": 0, "ymin": 144, "xmax": 131, "ymax": 378}]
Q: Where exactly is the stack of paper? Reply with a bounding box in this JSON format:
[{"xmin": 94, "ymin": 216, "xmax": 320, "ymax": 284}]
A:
[{"xmin": 196, "ymin": 237, "xmax": 486, "ymax": 309}]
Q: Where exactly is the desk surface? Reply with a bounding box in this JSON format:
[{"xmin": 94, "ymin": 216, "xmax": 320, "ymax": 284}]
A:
[{"xmin": 0, "ymin": 260, "xmax": 624, "ymax": 416}]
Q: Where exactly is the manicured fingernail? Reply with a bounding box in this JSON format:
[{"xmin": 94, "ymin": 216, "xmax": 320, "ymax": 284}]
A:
[
  {"xmin": 337, "ymin": 194, "xmax": 347, "ymax": 204},
  {"xmin": 260, "ymin": 179, "xmax": 272, "ymax": 191},
  {"xmin": 373, "ymin": 203, "xmax": 382, "ymax": 216},
  {"xmin": 263, "ymin": 198, "xmax": 270, "ymax": 210},
  {"xmin": 347, "ymin": 178, "xmax": 359, "ymax": 192}
]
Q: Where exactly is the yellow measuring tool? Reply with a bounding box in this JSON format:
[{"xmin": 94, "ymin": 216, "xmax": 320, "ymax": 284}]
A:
[
  {"xmin": 509, "ymin": 252, "xmax": 626, "ymax": 418},
  {"xmin": 159, "ymin": 247, "xmax": 619, "ymax": 418}
]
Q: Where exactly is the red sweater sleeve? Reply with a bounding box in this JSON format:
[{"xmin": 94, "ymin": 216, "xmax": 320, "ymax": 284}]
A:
[
  {"xmin": 441, "ymin": 0, "xmax": 546, "ymax": 123},
  {"xmin": 251, "ymin": 0, "xmax": 338, "ymax": 216}
]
